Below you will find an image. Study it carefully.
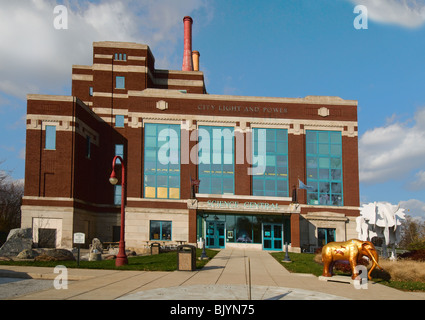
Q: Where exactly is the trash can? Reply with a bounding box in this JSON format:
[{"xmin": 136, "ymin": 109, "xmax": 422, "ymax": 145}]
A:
[
  {"xmin": 177, "ymin": 245, "xmax": 196, "ymax": 271},
  {"xmin": 150, "ymin": 242, "xmax": 161, "ymax": 255}
]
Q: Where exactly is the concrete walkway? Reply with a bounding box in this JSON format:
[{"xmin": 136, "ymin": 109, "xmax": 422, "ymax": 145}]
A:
[{"xmin": 1, "ymin": 249, "xmax": 424, "ymax": 300}]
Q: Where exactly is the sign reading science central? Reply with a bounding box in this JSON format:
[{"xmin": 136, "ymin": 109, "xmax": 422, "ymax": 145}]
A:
[{"xmin": 206, "ymin": 200, "xmax": 279, "ymax": 210}]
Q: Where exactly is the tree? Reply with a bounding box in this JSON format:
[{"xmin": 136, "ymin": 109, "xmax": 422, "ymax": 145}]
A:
[
  {"xmin": 0, "ymin": 165, "xmax": 24, "ymax": 245},
  {"xmin": 398, "ymin": 215, "xmax": 425, "ymax": 250}
]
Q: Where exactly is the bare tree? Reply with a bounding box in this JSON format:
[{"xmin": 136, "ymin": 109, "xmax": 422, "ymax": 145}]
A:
[
  {"xmin": 0, "ymin": 163, "xmax": 24, "ymax": 245},
  {"xmin": 399, "ymin": 215, "xmax": 425, "ymax": 250}
]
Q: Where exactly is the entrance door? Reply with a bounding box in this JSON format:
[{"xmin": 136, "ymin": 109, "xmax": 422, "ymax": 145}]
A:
[
  {"xmin": 263, "ymin": 223, "xmax": 283, "ymax": 250},
  {"xmin": 206, "ymin": 221, "xmax": 225, "ymax": 249}
]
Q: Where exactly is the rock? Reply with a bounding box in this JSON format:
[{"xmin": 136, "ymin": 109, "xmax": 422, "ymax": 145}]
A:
[
  {"xmin": 17, "ymin": 249, "xmax": 39, "ymax": 259},
  {"xmin": 104, "ymin": 255, "xmax": 116, "ymax": 260},
  {"xmin": 89, "ymin": 238, "xmax": 103, "ymax": 254},
  {"xmin": 34, "ymin": 249, "xmax": 75, "ymax": 262},
  {"xmin": 0, "ymin": 256, "xmax": 12, "ymax": 261},
  {"xmin": 0, "ymin": 228, "xmax": 33, "ymax": 257},
  {"xmin": 88, "ymin": 252, "xmax": 102, "ymax": 261}
]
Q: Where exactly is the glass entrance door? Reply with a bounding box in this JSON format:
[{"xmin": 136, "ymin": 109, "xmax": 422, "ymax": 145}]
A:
[
  {"xmin": 206, "ymin": 221, "xmax": 225, "ymax": 249},
  {"xmin": 263, "ymin": 223, "xmax": 283, "ymax": 250}
]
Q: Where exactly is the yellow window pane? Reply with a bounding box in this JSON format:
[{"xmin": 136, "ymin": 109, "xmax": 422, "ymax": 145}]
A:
[
  {"xmin": 157, "ymin": 187, "xmax": 168, "ymax": 199},
  {"xmin": 169, "ymin": 188, "xmax": 180, "ymax": 199},
  {"xmin": 145, "ymin": 187, "xmax": 156, "ymax": 198}
]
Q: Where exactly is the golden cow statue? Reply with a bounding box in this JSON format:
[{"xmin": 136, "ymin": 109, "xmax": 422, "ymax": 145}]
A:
[{"xmin": 321, "ymin": 239, "xmax": 383, "ymax": 280}]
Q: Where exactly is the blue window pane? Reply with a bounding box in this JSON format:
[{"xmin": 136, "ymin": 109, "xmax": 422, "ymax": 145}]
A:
[
  {"xmin": 116, "ymin": 76, "xmax": 125, "ymax": 89},
  {"xmin": 115, "ymin": 144, "xmax": 124, "ymax": 164},
  {"xmin": 114, "ymin": 185, "xmax": 122, "ymax": 205},
  {"xmin": 115, "ymin": 115, "xmax": 125, "ymax": 128},
  {"xmin": 45, "ymin": 125, "xmax": 56, "ymax": 150},
  {"xmin": 252, "ymin": 128, "xmax": 288, "ymax": 197}
]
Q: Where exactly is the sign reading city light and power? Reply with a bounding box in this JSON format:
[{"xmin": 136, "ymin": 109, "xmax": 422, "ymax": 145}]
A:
[
  {"xmin": 206, "ymin": 200, "xmax": 279, "ymax": 210},
  {"xmin": 197, "ymin": 104, "xmax": 288, "ymax": 115}
]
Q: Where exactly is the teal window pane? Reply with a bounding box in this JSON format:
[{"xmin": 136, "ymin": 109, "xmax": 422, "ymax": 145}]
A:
[
  {"xmin": 114, "ymin": 185, "xmax": 122, "ymax": 205},
  {"xmin": 306, "ymin": 130, "xmax": 343, "ymax": 206},
  {"xmin": 45, "ymin": 125, "xmax": 56, "ymax": 150},
  {"xmin": 198, "ymin": 126, "xmax": 234, "ymax": 194},
  {"xmin": 116, "ymin": 76, "xmax": 125, "ymax": 89},
  {"xmin": 115, "ymin": 115, "xmax": 125, "ymax": 128},
  {"xmin": 143, "ymin": 123, "xmax": 180, "ymax": 199}
]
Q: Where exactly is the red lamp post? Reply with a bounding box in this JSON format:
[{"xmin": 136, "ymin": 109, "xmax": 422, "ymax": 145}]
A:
[{"xmin": 109, "ymin": 156, "xmax": 128, "ymax": 267}]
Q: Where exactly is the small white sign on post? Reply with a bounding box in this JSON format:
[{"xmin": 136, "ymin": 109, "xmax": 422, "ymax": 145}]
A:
[{"xmin": 74, "ymin": 232, "xmax": 85, "ymax": 244}]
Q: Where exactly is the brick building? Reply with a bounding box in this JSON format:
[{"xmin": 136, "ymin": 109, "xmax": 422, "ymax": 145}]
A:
[{"xmin": 21, "ymin": 17, "xmax": 360, "ymax": 252}]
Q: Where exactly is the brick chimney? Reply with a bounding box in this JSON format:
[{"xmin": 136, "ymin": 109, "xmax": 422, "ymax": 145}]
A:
[
  {"xmin": 192, "ymin": 51, "xmax": 200, "ymax": 71},
  {"xmin": 182, "ymin": 16, "xmax": 193, "ymax": 71}
]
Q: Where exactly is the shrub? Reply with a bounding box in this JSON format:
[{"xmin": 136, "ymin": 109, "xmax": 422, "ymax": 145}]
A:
[
  {"xmin": 374, "ymin": 259, "xmax": 425, "ymax": 283},
  {"xmin": 399, "ymin": 249, "xmax": 425, "ymax": 262}
]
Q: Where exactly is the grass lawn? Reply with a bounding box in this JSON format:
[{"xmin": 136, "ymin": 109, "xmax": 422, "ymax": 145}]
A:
[
  {"xmin": 0, "ymin": 249, "xmax": 218, "ymax": 272},
  {"xmin": 270, "ymin": 251, "xmax": 425, "ymax": 292}
]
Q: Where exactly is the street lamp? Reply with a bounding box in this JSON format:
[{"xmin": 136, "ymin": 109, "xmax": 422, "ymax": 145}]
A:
[{"xmin": 109, "ymin": 156, "xmax": 128, "ymax": 267}]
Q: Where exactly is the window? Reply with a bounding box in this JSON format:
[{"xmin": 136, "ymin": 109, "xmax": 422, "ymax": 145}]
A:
[
  {"xmin": 115, "ymin": 76, "xmax": 125, "ymax": 89},
  {"xmin": 318, "ymin": 228, "xmax": 335, "ymax": 246},
  {"xmin": 306, "ymin": 131, "xmax": 343, "ymax": 206},
  {"xmin": 115, "ymin": 53, "xmax": 127, "ymax": 61},
  {"xmin": 89, "ymin": 87, "xmax": 93, "ymax": 96},
  {"xmin": 144, "ymin": 123, "xmax": 181, "ymax": 199},
  {"xmin": 150, "ymin": 221, "xmax": 172, "ymax": 241},
  {"xmin": 198, "ymin": 126, "xmax": 234, "ymax": 195},
  {"xmin": 252, "ymin": 128, "xmax": 288, "ymax": 197},
  {"xmin": 115, "ymin": 115, "xmax": 125, "ymax": 128},
  {"xmin": 45, "ymin": 125, "xmax": 56, "ymax": 150},
  {"xmin": 115, "ymin": 144, "xmax": 124, "ymax": 164},
  {"xmin": 114, "ymin": 185, "xmax": 122, "ymax": 205}
]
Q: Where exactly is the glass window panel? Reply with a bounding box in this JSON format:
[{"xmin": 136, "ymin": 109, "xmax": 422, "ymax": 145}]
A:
[
  {"xmin": 150, "ymin": 221, "xmax": 161, "ymax": 240},
  {"xmin": 114, "ymin": 185, "xmax": 122, "ymax": 205},
  {"xmin": 319, "ymin": 144, "xmax": 329, "ymax": 154},
  {"xmin": 319, "ymin": 168, "xmax": 329, "ymax": 180},
  {"xmin": 319, "ymin": 182, "xmax": 330, "ymax": 193},
  {"xmin": 306, "ymin": 143, "xmax": 317, "ymax": 154},
  {"xmin": 307, "ymin": 157, "xmax": 317, "ymax": 168},
  {"xmin": 331, "ymin": 182, "xmax": 342, "ymax": 193},
  {"xmin": 307, "ymin": 168, "xmax": 317, "ymax": 179},
  {"xmin": 116, "ymin": 76, "xmax": 125, "ymax": 89},
  {"xmin": 45, "ymin": 125, "xmax": 56, "ymax": 150},
  {"xmin": 115, "ymin": 115, "xmax": 125, "ymax": 128},
  {"xmin": 330, "ymin": 158, "xmax": 342, "ymax": 169},
  {"xmin": 306, "ymin": 132, "xmax": 316, "ymax": 143},
  {"xmin": 145, "ymin": 125, "xmax": 157, "ymax": 137},
  {"xmin": 330, "ymin": 132, "xmax": 341, "ymax": 144},
  {"xmin": 318, "ymin": 132, "xmax": 328, "ymax": 143},
  {"xmin": 331, "ymin": 169, "xmax": 342, "ymax": 180},
  {"xmin": 319, "ymin": 194, "xmax": 331, "ymax": 205},
  {"xmin": 330, "ymin": 144, "xmax": 341, "ymax": 155},
  {"xmin": 319, "ymin": 158, "xmax": 330, "ymax": 168}
]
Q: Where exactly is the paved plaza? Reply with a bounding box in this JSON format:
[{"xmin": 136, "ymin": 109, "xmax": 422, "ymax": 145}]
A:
[{"xmin": 0, "ymin": 249, "xmax": 424, "ymax": 300}]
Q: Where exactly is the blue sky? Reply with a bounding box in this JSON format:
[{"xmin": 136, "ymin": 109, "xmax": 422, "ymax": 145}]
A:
[{"xmin": 1, "ymin": 0, "xmax": 425, "ymax": 219}]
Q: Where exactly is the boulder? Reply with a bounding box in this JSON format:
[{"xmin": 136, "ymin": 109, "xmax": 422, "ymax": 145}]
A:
[
  {"xmin": 17, "ymin": 249, "xmax": 39, "ymax": 259},
  {"xmin": 34, "ymin": 249, "xmax": 75, "ymax": 262},
  {"xmin": 0, "ymin": 228, "xmax": 33, "ymax": 257}
]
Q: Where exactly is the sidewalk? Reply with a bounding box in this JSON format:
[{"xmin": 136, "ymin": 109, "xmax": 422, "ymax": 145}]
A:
[{"xmin": 1, "ymin": 249, "xmax": 424, "ymax": 300}]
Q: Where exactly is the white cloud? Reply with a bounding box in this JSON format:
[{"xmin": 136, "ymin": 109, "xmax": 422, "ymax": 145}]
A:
[
  {"xmin": 359, "ymin": 107, "xmax": 425, "ymax": 184},
  {"xmin": 350, "ymin": 0, "xmax": 425, "ymax": 28},
  {"xmin": 0, "ymin": 0, "xmax": 211, "ymax": 101},
  {"xmin": 408, "ymin": 170, "xmax": 425, "ymax": 190},
  {"xmin": 400, "ymin": 199, "xmax": 425, "ymax": 220}
]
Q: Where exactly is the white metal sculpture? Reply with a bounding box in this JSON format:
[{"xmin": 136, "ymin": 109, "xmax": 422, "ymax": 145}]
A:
[{"xmin": 356, "ymin": 202, "xmax": 405, "ymax": 260}]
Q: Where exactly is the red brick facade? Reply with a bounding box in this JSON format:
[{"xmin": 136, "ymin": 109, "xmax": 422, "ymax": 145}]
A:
[{"xmin": 21, "ymin": 40, "xmax": 360, "ymax": 252}]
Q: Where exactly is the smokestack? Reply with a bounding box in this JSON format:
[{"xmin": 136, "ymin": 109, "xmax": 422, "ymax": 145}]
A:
[
  {"xmin": 182, "ymin": 16, "xmax": 193, "ymax": 71},
  {"xmin": 192, "ymin": 51, "xmax": 200, "ymax": 71}
]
